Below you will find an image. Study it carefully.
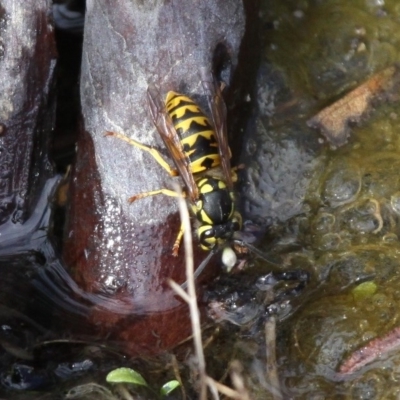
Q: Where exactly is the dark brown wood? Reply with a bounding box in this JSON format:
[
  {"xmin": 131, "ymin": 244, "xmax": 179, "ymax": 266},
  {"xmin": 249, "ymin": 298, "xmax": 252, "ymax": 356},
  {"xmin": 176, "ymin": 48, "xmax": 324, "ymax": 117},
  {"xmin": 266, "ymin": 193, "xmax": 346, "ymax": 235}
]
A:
[
  {"xmin": 0, "ymin": 1, "xmax": 56, "ymax": 228},
  {"xmin": 64, "ymin": 0, "xmax": 245, "ymax": 355}
]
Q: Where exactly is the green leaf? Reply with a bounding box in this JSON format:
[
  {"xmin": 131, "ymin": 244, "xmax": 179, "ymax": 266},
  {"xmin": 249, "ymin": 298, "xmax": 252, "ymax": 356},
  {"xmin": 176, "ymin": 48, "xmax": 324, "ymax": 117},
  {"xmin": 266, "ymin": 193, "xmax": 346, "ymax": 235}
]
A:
[
  {"xmin": 106, "ymin": 368, "xmax": 148, "ymax": 386},
  {"xmin": 160, "ymin": 380, "xmax": 180, "ymax": 397}
]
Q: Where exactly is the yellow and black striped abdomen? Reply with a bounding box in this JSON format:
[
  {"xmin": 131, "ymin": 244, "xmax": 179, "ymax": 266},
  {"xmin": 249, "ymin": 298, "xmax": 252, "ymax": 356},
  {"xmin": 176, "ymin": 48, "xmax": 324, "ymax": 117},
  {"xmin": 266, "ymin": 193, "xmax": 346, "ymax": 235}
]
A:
[{"xmin": 166, "ymin": 91, "xmax": 221, "ymax": 173}]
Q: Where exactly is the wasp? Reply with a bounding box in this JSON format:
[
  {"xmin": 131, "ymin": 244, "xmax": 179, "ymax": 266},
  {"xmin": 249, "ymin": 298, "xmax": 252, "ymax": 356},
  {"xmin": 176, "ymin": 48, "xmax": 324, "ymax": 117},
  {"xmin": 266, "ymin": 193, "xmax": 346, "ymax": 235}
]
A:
[{"xmin": 106, "ymin": 69, "xmax": 242, "ymax": 259}]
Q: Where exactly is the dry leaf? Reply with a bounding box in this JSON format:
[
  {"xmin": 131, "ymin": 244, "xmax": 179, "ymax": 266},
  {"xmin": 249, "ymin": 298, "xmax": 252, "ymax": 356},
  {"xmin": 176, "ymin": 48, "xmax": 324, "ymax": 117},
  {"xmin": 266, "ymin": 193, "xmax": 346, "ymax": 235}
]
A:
[{"xmin": 308, "ymin": 65, "xmax": 400, "ymax": 148}]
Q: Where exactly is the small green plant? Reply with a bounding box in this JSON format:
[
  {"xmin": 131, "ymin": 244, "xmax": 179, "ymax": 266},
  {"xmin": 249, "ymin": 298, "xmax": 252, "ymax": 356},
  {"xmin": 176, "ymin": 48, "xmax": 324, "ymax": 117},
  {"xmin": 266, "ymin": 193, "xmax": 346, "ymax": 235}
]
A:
[
  {"xmin": 351, "ymin": 281, "xmax": 377, "ymax": 301},
  {"xmin": 106, "ymin": 367, "xmax": 180, "ymax": 398}
]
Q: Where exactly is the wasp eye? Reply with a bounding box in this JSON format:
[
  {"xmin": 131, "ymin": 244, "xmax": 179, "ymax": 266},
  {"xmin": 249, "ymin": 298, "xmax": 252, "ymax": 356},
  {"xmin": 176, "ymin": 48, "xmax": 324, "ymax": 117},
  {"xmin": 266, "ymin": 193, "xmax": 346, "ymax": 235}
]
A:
[
  {"xmin": 198, "ymin": 225, "xmax": 217, "ymax": 250},
  {"xmin": 203, "ymin": 228, "xmax": 215, "ymax": 238}
]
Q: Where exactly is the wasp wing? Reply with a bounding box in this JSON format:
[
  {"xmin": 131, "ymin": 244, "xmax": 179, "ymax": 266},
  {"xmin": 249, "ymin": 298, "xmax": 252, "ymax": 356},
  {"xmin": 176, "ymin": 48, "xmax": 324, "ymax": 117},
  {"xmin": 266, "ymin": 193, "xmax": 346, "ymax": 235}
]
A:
[
  {"xmin": 147, "ymin": 85, "xmax": 199, "ymax": 201},
  {"xmin": 200, "ymin": 68, "xmax": 233, "ymax": 189}
]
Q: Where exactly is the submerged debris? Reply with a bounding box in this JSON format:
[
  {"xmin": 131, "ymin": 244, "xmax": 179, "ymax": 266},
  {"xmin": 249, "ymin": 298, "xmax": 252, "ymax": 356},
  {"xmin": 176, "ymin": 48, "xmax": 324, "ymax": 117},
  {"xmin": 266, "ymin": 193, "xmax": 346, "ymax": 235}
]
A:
[
  {"xmin": 205, "ymin": 270, "xmax": 310, "ymax": 327},
  {"xmin": 339, "ymin": 326, "xmax": 400, "ymax": 374},
  {"xmin": 308, "ymin": 65, "xmax": 400, "ymax": 147}
]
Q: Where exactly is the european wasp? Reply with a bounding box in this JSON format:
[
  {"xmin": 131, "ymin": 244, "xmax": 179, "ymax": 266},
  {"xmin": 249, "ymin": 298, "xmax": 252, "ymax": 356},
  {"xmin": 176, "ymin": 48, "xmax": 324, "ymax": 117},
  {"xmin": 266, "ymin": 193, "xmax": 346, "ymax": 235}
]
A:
[
  {"xmin": 106, "ymin": 70, "xmax": 278, "ymax": 275},
  {"xmin": 106, "ymin": 69, "xmax": 241, "ymax": 256}
]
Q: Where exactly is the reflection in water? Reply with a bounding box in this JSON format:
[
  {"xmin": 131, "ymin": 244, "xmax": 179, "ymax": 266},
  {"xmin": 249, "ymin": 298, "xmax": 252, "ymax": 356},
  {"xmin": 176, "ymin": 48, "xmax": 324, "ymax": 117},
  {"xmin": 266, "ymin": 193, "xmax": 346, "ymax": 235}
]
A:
[
  {"xmin": 0, "ymin": 175, "xmax": 185, "ymax": 323},
  {"xmin": 0, "ymin": 177, "xmax": 61, "ymax": 256},
  {"xmin": 0, "ymin": 175, "xmax": 189, "ymax": 396},
  {"xmin": 33, "ymin": 259, "xmax": 185, "ymax": 317}
]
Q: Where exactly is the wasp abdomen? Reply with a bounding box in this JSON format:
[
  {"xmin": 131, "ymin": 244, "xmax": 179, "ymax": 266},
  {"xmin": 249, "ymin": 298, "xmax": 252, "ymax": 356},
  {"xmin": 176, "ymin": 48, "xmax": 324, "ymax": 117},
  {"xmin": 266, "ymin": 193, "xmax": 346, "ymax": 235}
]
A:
[{"xmin": 166, "ymin": 91, "xmax": 220, "ymax": 173}]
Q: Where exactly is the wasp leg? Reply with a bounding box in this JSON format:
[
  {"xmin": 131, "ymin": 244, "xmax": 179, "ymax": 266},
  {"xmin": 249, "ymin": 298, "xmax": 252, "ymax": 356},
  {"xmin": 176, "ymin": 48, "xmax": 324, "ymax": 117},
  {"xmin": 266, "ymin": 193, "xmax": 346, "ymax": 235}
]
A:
[
  {"xmin": 128, "ymin": 188, "xmax": 183, "ymax": 203},
  {"xmin": 105, "ymin": 131, "xmax": 179, "ymax": 177},
  {"xmin": 230, "ymin": 164, "xmax": 245, "ymax": 183},
  {"xmin": 172, "ymin": 223, "xmax": 184, "ymax": 256},
  {"xmin": 127, "ymin": 188, "xmax": 186, "ymax": 256},
  {"xmin": 231, "ymin": 168, "xmax": 238, "ymax": 183}
]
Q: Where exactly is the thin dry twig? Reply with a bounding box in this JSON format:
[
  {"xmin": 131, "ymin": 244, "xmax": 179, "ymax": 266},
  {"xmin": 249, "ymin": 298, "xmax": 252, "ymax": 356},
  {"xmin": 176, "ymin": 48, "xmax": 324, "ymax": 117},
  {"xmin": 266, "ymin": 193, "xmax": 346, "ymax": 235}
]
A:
[
  {"xmin": 115, "ymin": 383, "xmax": 135, "ymax": 400},
  {"xmin": 168, "ymin": 184, "xmax": 208, "ymax": 400},
  {"xmin": 169, "ymin": 186, "xmax": 253, "ymax": 400},
  {"xmin": 170, "ymin": 354, "xmax": 186, "ymax": 400},
  {"xmin": 229, "ymin": 361, "xmax": 251, "ymax": 400},
  {"xmin": 206, "ymin": 376, "xmax": 244, "ymax": 399},
  {"xmin": 265, "ymin": 316, "xmax": 283, "ymax": 400}
]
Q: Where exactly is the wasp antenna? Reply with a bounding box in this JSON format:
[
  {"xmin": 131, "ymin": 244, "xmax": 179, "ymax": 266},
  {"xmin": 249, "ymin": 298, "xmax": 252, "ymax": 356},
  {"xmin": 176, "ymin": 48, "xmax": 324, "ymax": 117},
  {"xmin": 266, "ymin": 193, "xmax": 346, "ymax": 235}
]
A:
[
  {"xmin": 180, "ymin": 247, "xmax": 218, "ymax": 290},
  {"xmin": 233, "ymin": 240, "xmax": 281, "ymax": 267}
]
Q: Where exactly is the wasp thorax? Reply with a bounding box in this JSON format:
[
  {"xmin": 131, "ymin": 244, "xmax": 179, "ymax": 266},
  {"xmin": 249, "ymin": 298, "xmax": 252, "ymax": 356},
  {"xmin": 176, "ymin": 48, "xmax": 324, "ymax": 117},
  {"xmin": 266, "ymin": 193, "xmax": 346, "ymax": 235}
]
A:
[{"xmin": 193, "ymin": 177, "xmax": 235, "ymax": 225}]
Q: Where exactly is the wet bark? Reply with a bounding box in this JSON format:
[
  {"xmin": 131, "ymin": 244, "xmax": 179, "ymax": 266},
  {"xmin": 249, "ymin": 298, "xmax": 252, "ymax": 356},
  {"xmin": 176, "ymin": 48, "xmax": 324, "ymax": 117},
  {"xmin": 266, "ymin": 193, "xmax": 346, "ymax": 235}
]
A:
[
  {"xmin": 0, "ymin": 1, "xmax": 57, "ymax": 246},
  {"xmin": 64, "ymin": 0, "xmax": 245, "ymax": 355}
]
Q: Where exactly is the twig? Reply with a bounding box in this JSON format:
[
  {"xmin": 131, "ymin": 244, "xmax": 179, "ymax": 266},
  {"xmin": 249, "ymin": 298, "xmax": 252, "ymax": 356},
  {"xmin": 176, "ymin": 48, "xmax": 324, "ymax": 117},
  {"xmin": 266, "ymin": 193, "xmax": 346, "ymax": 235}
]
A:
[
  {"xmin": 170, "ymin": 354, "xmax": 186, "ymax": 400},
  {"xmin": 115, "ymin": 383, "xmax": 135, "ymax": 400},
  {"xmin": 339, "ymin": 326, "xmax": 400, "ymax": 375},
  {"xmin": 265, "ymin": 316, "xmax": 283, "ymax": 400},
  {"xmin": 229, "ymin": 361, "xmax": 251, "ymax": 400},
  {"xmin": 169, "ymin": 185, "xmax": 253, "ymax": 400},
  {"xmin": 206, "ymin": 376, "xmax": 243, "ymax": 399},
  {"xmin": 168, "ymin": 184, "xmax": 208, "ymax": 400}
]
